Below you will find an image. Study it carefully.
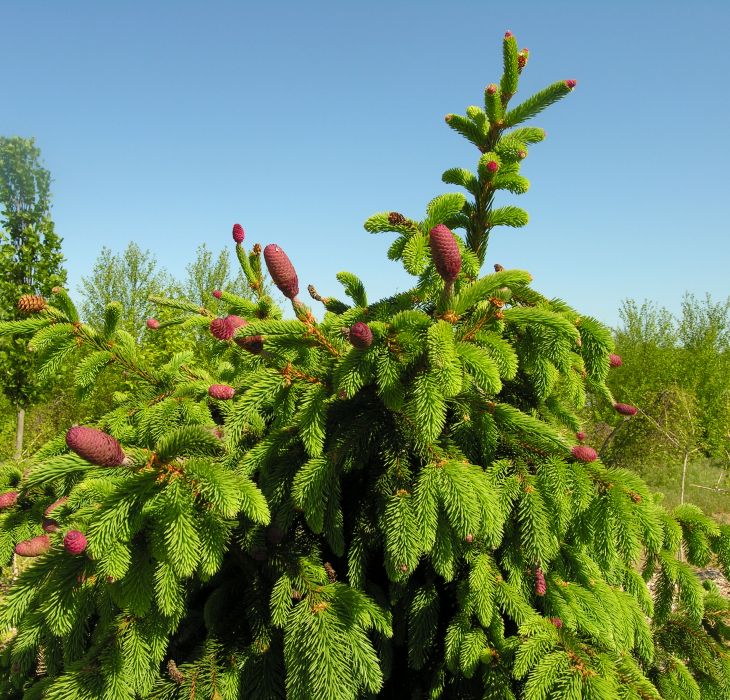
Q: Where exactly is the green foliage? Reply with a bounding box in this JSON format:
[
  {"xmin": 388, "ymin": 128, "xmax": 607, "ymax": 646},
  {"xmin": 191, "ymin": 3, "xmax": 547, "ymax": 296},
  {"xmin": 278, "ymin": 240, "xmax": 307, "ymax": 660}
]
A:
[{"xmin": 0, "ymin": 32, "xmax": 726, "ymax": 700}]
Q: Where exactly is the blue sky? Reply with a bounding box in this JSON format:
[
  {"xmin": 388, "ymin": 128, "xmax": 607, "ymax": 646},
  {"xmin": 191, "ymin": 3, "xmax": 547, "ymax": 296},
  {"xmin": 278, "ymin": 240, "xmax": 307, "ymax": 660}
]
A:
[{"xmin": 3, "ymin": 1, "xmax": 729, "ymax": 327}]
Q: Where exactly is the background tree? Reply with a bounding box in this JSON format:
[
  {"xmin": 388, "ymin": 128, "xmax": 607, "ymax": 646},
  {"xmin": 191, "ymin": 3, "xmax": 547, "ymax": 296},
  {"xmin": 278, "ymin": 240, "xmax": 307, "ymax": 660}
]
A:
[
  {"xmin": 183, "ymin": 243, "xmax": 250, "ymax": 310},
  {"xmin": 0, "ymin": 137, "xmax": 66, "ymax": 460},
  {"xmin": 592, "ymin": 294, "xmax": 730, "ymax": 511},
  {"xmin": 79, "ymin": 242, "xmax": 175, "ymax": 341}
]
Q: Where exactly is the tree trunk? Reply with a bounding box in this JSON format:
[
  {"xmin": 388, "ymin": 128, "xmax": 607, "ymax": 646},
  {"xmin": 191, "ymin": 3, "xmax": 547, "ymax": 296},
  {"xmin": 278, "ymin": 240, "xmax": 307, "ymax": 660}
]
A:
[
  {"xmin": 680, "ymin": 449, "xmax": 689, "ymax": 506},
  {"xmin": 13, "ymin": 407, "xmax": 25, "ymax": 460}
]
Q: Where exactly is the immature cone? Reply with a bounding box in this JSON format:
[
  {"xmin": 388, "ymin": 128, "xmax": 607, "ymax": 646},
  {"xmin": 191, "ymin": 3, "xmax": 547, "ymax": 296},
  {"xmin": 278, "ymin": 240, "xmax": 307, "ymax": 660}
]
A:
[
  {"xmin": 42, "ymin": 518, "xmax": 60, "ymax": 533},
  {"xmin": 17, "ymin": 294, "xmax": 46, "ymax": 314},
  {"xmin": 571, "ymin": 445, "xmax": 598, "ymax": 463},
  {"xmin": 614, "ymin": 402, "xmax": 637, "ymax": 416},
  {"xmin": 429, "ymin": 225, "xmax": 462, "ymax": 284},
  {"xmin": 210, "ymin": 317, "xmax": 234, "ymax": 341},
  {"xmin": 15, "ymin": 535, "xmax": 50, "ymax": 557},
  {"xmin": 348, "ymin": 322, "xmax": 373, "ymax": 349},
  {"xmin": 232, "ymin": 223, "xmax": 245, "ymax": 244},
  {"xmin": 534, "ymin": 567, "xmax": 547, "ymax": 596},
  {"xmin": 575, "ymin": 431, "xmax": 586, "ymax": 442},
  {"xmin": 63, "ymin": 530, "xmax": 87, "ymax": 555},
  {"xmin": 44, "ymin": 496, "xmax": 68, "ymax": 516},
  {"xmin": 263, "ymin": 244, "xmax": 299, "ymax": 299},
  {"xmin": 609, "ymin": 353, "xmax": 623, "ymax": 368},
  {"xmin": 565, "ymin": 79, "xmax": 577, "ymax": 89},
  {"xmin": 486, "ymin": 160, "xmax": 499, "ymax": 173},
  {"xmin": 494, "ymin": 263, "xmax": 504, "ymax": 272},
  {"xmin": 208, "ymin": 384, "xmax": 235, "ymax": 400},
  {"xmin": 550, "ymin": 617, "xmax": 563, "ymax": 629},
  {"xmin": 486, "ymin": 84, "xmax": 497, "ymax": 95},
  {"xmin": 212, "ymin": 290, "xmax": 222, "ymax": 299},
  {"xmin": 66, "ymin": 426, "xmax": 126, "ymax": 467},
  {"xmin": 146, "ymin": 318, "xmax": 160, "ymax": 330},
  {"xmin": 517, "ymin": 49, "xmax": 529, "ymax": 70},
  {"xmin": 228, "ymin": 317, "xmax": 264, "ymax": 354},
  {"xmin": 465, "ymin": 533, "xmax": 474, "ymax": 544},
  {"xmin": 0, "ymin": 491, "xmax": 18, "ymax": 509}
]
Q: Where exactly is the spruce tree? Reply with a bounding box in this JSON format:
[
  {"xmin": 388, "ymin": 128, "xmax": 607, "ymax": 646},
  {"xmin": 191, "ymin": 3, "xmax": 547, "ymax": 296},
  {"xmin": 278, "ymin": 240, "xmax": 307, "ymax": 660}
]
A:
[{"xmin": 0, "ymin": 32, "xmax": 728, "ymax": 700}]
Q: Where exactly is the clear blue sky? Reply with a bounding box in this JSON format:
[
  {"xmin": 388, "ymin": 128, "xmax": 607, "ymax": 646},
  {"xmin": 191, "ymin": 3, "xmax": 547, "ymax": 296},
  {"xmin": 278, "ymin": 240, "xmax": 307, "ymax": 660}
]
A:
[{"xmin": 4, "ymin": 1, "xmax": 729, "ymax": 327}]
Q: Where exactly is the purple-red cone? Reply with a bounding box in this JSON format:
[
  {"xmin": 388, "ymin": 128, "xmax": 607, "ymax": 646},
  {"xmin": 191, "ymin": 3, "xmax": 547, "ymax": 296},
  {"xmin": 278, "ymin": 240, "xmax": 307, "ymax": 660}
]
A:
[
  {"xmin": 535, "ymin": 567, "xmax": 547, "ymax": 596},
  {"xmin": 263, "ymin": 244, "xmax": 299, "ymax": 299},
  {"xmin": 571, "ymin": 445, "xmax": 598, "ymax": 463},
  {"xmin": 429, "ymin": 225, "xmax": 462, "ymax": 284},
  {"xmin": 486, "ymin": 160, "xmax": 499, "ymax": 173},
  {"xmin": 209, "ymin": 384, "xmax": 235, "ymax": 400},
  {"xmin": 576, "ymin": 431, "xmax": 586, "ymax": 442},
  {"xmin": 64, "ymin": 530, "xmax": 87, "ymax": 555},
  {"xmin": 465, "ymin": 533, "xmax": 474, "ymax": 544},
  {"xmin": 609, "ymin": 353, "xmax": 622, "ymax": 368},
  {"xmin": 212, "ymin": 290, "xmax": 222, "ymax": 299},
  {"xmin": 232, "ymin": 223, "xmax": 245, "ymax": 244},
  {"xmin": 42, "ymin": 518, "xmax": 60, "ymax": 533},
  {"xmin": 614, "ymin": 403, "xmax": 637, "ymax": 416},
  {"xmin": 146, "ymin": 318, "xmax": 160, "ymax": 330},
  {"xmin": 486, "ymin": 84, "xmax": 497, "ymax": 95},
  {"xmin": 565, "ymin": 79, "xmax": 577, "ymax": 89},
  {"xmin": 348, "ymin": 322, "xmax": 373, "ymax": 349},
  {"xmin": 15, "ymin": 535, "xmax": 50, "ymax": 557},
  {"xmin": 210, "ymin": 317, "xmax": 235, "ymax": 341},
  {"xmin": 66, "ymin": 426, "xmax": 126, "ymax": 467},
  {"xmin": 44, "ymin": 496, "xmax": 68, "ymax": 516},
  {"xmin": 550, "ymin": 617, "xmax": 563, "ymax": 628},
  {"xmin": 0, "ymin": 491, "xmax": 18, "ymax": 509}
]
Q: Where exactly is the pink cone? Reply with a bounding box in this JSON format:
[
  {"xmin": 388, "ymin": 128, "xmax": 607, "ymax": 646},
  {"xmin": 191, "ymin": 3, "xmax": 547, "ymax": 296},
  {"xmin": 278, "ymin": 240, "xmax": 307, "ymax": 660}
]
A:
[
  {"xmin": 146, "ymin": 318, "xmax": 160, "ymax": 330},
  {"xmin": 0, "ymin": 491, "xmax": 19, "ymax": 509},
  {"xmin": 66, "ymin": 426, "xmax": 126, "ymax": 467},
  {"xmin": 565, "ymin": 79, "xmax": 577, "ymax": 89},
  {"xmin": 429, "ymin": 225, "xmax": 462, "ymax": 284},
  {"xmin": 575, "ymin": 431, "xmax": 586, "ymax": 442},
  {"xmin": 209, "ymin": 384, "xmax": 235, "ymax": 400},
  {"xmin": 212, "ymin": 290, "xmax": 222, "ymax": 299},
  {"xmin": 349, "ymin": 322, "xmax": 373, "ymax": 349},
  {"xmin": 210, "ymin": 317, "xmax": 234, "ymax": 341},
  {"xmin": 535, "ymin": 567, "xmax": 546, "ymax": 596},
  {"xmin": 263, "ymin": 244, "xmax": 299, "ymax": 299},
  {"xmin": 609, "ymin": 353, "xmax": 622, "ymax": 367},
  {"xmin": 15, "ymin": 535, "xmax": 50, "ymax": 557},
  {"xmin": 571, "ymin": 445, "xmax": 598, "ymax": 463},
  {"xmin": 45, "ymin": 496, "xmax": 69, "ymax": 516},
  {"xmin": 232, "ymin": 223, "xmax": 245, "ymax": 244},
  {"xmin": 64, "ymin": 530, "xmax": 87, "ymax": 555},
  {"xmin": 614, "ymin": 403, "xmax": 637, "ymax": 416}
]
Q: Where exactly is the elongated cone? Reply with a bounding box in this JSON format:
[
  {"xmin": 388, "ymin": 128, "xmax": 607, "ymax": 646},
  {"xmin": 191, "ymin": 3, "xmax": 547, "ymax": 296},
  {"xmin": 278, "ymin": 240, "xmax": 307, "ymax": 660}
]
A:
[
  {"xmin": 614, "ymin": 402, "xmax": 637, "ymax": 416},
  {"xmin": 209, "ymin": 384, "xmax": 235, "ymax": 400},
  {"xmin": 45, "ymin": 496, "xmax": 68, "ymax": 516},
  {"xmin": 66, "ymin": 426, "xmax": 126, "ymax": 467},
  {"xmin": 15, "ymin": 535, "xmax": 50, "ymax": 557},
  {"xmin": 263, "ymin": 244, "xmax": 299, "ymax": 299},
  {"xmin": 210, "ymin": 317, "xmax": 234, "ymax": 340},
  {"xmin": 429, "ymin": 225, "xmax": 462, "ymax": 283},
  {"xmin": 64, "ymin": 530, "xmax": 87, "ymax": 555},
  {"xmin": 0, "ymin": 491, "xmax": 18, "ymax": 509},
  {"xmin": 535, "ymin": 567, "xmax": 547, "ymax": 596},
  {"xmin": 17, "ymin": 294, "xmax": 46, "ymax": 314},
  {"xmin": 348, "ymin": 322, "xmax": 373, "ymax": 349},
  {"xmin": 609, "ymin": 353, "xmax": 622, "ymax": 367},
  {"xmin": 232, "ymin": 223, "xmax": 245, "ymax": 244},
  {"xmin": 571, "ymin": 445, "xmax": 598, "ymax": 462}
]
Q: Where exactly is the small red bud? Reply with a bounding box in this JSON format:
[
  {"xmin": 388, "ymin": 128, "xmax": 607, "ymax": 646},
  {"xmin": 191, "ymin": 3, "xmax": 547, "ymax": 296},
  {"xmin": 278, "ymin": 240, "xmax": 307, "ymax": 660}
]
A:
[
  {"xmin": 146, "ymin": 318, "xmax": 160, "ymax": 330},
  {"xmin": 445, "ymin": 114, "xmax": 453, "ymax": 122},
  {"xmin": 534, "ymin": 567, "xmax": 547, "ymax": 596},
  {"xmin": 504, "ymin": 30, "xmax": 513, "ymax": 39},
  {"xmin": 42, "ymin": 518, "xmax": 60, "ymax": 533},
  {"xmin": 609, "ymin": 353, "xmax": 622, "ymax": 367},
  {"xmin": 399, "ymin": 564, "xmax": 409, "ymax": 573},
  {"xmin": 486, "ymin": 160, "xmax": 499, "ymax": 173},
  {"xmin": 550, "ymin": 617, "xmax": 563, "ymax": 628},
  {"xmin": 518, "ymin": 150, "xmax": 527, "ymax": 159},
  {"xmin": 212, "ymin": 290, "xmax": 222, "ymax": 299},
  {"xmin": 465, "ymin": 533, "xmax": 474, "ymax": 544},
  {"xmin": 565, "ymin": 79, "xmax": 577, "ymax": 89},
  {"xmin": 232, "ymin": 223, "xmax": 245, "ymax": 244},
  {"xmin": 575, "ymin": 431, "xmax": 586, "ymax": 442},
  {"xmin": 486, "ymin": 84, "xmax": 497, "ymax": 95}
]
